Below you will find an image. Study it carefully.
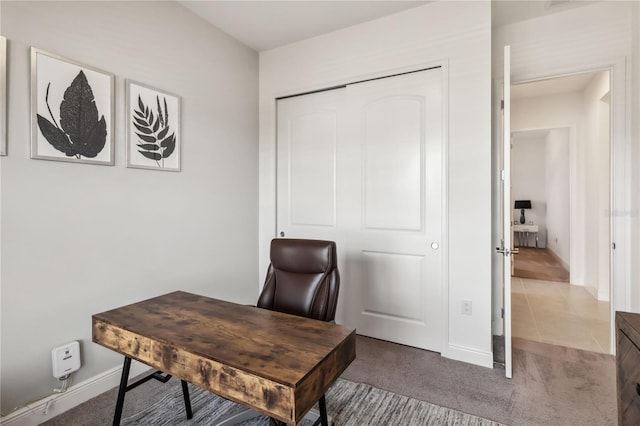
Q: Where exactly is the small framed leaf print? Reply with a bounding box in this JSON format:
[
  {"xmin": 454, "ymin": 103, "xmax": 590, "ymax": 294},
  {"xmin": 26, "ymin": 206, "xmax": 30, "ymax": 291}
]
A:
[
  {"xmin": 30, "ymin": 48, "xmax": 114, "ymax": 165},
  {"xmin": 125, "ymin": 81, "xmax": 181, "ymax": 172}
]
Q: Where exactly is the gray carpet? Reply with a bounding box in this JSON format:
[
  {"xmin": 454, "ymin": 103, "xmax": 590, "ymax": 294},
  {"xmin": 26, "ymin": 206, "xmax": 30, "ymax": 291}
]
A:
[
  {"xmin": 121, "ymin": 379, "xmax": 503, "ymax": 426},
  {"xmin": 41, "ymin": 335, "xmax": 616, "ymax": 426}
]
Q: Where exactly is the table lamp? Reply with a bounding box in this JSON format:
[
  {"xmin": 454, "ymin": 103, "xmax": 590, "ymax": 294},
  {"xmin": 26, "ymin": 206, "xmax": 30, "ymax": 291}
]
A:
[{"xmin": 514, "ymin": 200, "xmax": 532, "ymax": 224}]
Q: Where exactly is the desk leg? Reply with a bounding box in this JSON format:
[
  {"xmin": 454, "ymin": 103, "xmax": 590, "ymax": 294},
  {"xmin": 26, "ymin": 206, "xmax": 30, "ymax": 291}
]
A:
[
  {"xmin": 318, "ymin": 395, "xmax": 329, "ymax": 426},
  {"xmin": 113, "ymin": 356, "xmax": 131, "ymax": 426},
  {"xmin": 181, "ymin": 380, "xmax": 193, "ymax": 419}
]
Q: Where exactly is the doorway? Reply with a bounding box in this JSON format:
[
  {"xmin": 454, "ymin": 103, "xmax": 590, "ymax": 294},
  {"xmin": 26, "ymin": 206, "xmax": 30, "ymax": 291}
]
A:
[{"xmin": 510, "ymin": 70, "xmax": 612, "ymax": 354}]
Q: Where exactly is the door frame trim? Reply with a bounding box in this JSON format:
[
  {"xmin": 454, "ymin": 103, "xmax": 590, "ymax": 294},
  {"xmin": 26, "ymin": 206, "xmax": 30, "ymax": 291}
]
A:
[{"xmin": 493, "ymin": 57, "xmax": 629, "ymax": 355}]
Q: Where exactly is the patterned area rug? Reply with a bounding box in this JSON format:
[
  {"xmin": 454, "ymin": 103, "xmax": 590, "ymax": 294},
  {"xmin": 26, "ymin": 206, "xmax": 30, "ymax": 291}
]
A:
[{"xmin": 122, "ymin": 379, "xmax": 503, "ymax": 425}]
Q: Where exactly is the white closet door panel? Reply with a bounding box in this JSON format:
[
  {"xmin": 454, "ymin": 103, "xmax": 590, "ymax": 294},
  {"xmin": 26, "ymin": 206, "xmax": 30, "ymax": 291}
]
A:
[
  {"xmin": 277, "ymin": 89, "xmax": 345, "ymax": 235},
  {"xmin": 288, "ymin": 111, "xmax": 336, "ymax": 226},
  {"xmin": 360, "ymin": 251, "xmax": 424, "ymax": 321},
  {"xmin": 343, "ymin": 68, "xmax": 443, "ymax": 352},
  {"xmin": 363, "ymin": 96, "xmax": 423, "ymax": 231}
]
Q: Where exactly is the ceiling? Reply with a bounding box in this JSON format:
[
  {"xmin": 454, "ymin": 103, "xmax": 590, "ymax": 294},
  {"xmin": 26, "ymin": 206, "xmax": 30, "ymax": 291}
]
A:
[
  {"xmin": 511, "ymin": 71, "xmax": 599, "ymax": 100},
  {"xmin": 492, "ymin": 0, "xmax": 598, "ymax": 28},
  {"xmin": 179, "ymin": 1, "xmax": 599, "ymax": 52},
  {"xmin": 178, "ymin": 1, "xmax": 430, "ymax": 51}
]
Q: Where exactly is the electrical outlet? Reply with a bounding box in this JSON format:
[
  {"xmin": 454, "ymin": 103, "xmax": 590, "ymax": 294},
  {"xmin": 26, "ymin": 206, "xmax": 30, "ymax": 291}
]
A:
[{"xmin": 462, "ymin": 300, "xmax": 472, "ymax": 315}]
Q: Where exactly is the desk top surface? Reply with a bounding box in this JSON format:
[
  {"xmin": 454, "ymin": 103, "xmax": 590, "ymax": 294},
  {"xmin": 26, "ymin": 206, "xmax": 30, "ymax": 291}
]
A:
[{"xmin": 92, "ymin": 291, "xmax": 355, "ymax": 387}]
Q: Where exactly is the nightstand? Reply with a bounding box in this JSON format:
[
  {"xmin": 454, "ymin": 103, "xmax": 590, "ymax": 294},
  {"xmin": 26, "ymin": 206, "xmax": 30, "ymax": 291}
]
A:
[{"xmin": 512, "ymin": 224, "xmax": 538, "ymax": 248}]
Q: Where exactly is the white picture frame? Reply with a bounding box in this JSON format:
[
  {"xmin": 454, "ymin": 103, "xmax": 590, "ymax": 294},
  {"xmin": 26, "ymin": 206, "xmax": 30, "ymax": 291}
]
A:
[
  {"xmin": 1, "ymin": 36, "xmax": 7, "ymax": 156},
  {"xmin": 30, "ymin": 47, "xmax": 114, "ymax": 165},
  {"xmin": 125, "ymin": 80, "xmax": 181, "ymax": 172}
]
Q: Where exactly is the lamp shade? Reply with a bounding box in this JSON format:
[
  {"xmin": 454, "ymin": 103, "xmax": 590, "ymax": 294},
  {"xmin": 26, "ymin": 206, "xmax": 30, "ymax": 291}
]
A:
[{"xmin": 514, "ymin": 200, "xmax": 532, "ymax": 209}]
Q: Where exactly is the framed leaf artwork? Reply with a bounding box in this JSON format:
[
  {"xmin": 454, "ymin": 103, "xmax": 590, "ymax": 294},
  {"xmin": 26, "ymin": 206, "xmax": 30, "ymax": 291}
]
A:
[
  {"xmin": 125, "ymin": 81, "xmax": 181, "ymax": 172},
  {"xmin": 1, "ymin": 36, "xmax": 7, "ymax": 156},
  {"xmin": 30, "ymin": 48, "xmax": 114, "ymax": 165}
]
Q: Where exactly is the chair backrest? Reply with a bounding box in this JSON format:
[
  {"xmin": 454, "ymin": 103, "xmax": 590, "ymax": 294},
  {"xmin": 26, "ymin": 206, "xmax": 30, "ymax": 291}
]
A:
[{"xmin": 257, "ymin": 238, "xmax": 340, "ymax": 322}]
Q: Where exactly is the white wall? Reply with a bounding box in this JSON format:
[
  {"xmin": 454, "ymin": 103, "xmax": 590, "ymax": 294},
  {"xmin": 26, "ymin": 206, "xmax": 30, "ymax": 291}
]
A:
[
  {"xmin": 511, "ymin": 92, "xmax": 585, "ymax": 284},
  {"xmin": 511, "ymin": 133, "xmax": 547, "ymax": 246},
  {"xmin": 492, "ymin": 1, "xmax": 635, "ymax": 333},
  {"xmin": 545, "ymin": 128, "xmax": 571, "ymax": 267},
  {"xmin": 0, "ymin": 1, "xmax": 258, "ymax": 414},
  {"xmin": 259, "ymin": 1, "xmax": 493, "ymax": 367}
]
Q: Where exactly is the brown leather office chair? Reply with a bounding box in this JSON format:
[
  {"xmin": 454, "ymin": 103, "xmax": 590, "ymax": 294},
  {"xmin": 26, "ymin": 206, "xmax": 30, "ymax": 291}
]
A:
[
  {"xmin": 259, "ymin": 238, "xmax": 339, "ymax": 426},
  {"xmin": 225, "ymin": 238, "xmax": 339, "ymax": 426},
  {"xmin": 257, "ymin": 238, "xmax": 339, "ymax": 322}
]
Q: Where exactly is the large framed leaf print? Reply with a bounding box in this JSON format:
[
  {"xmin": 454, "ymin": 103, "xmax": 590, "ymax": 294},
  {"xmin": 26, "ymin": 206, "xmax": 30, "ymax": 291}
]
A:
[
  {"xmin": 125, "ymin": 80, "xmax": 181, "ymax": 172},
  {"xmin": 30, "ymin": 48, "xmax": 114, "ymax": 165}
]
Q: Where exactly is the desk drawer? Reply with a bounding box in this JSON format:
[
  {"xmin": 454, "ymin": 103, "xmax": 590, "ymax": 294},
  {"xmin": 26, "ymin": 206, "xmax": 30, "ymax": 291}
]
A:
[{"xmin": 513, "ymin": 226, "xmax": 537, "ymax": 232}]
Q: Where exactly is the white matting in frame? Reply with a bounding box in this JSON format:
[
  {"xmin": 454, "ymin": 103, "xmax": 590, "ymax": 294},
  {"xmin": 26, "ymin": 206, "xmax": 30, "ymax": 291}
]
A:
[
  {"xmin": 126, "ymin": 80, "xmax": 181, "ymax": 172},
  {"xmin": 31, "ymin": 47, "xmax": 114, "ymax": 165}
]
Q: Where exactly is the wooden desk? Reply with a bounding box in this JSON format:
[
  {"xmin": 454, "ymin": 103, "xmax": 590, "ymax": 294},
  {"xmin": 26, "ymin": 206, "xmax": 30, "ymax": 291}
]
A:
[
  {"xmin": 616, "ymin": 311, "xmax": 640, "ymax": 425},
  {"xmin": 92, "ymin": 291, "xmax": 356, "ymax": 425}
]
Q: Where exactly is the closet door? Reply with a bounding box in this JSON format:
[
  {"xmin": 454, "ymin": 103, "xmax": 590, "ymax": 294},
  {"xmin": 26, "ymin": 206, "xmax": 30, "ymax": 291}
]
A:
[
  {"xmin": 276, "ymin": 68, "xmax": 444, "ymax": 351},
  {"xmin": 276, "ymin": 88, "xmax": 345, "ymax": 241},
  {"xmin": 342, "ymin": 69, "xmax": 443, "ymax": 351}
]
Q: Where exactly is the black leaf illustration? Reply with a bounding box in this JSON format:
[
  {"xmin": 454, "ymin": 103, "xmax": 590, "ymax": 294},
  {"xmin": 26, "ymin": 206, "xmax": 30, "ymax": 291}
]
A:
[
  {"xmin": 156, "ymin": 97, "xmax": 164, "ymax": 128},
  {"xmin": 80, "ymin": 117, "xmax": 107, "ymax": 158},
  {"xmin": 137, "ymin": 143, "xmax": 160, "ymax": 151},
  {"xmin": 157, "ymin": 126, "xmax": 169, "ymax": 140},
  {"xmin": 163, "ymin": 98, "xmax": 168, "ymax": 125},
  {"xmin": 134, "ymin": 122, "xmax": 153, "ymax": 134},
  {"xmin": 132, "ymin": 93, "xmax": 176, "ymax": 168},
  {"xmin": 139, "ymin": 150, "xmax": 161, "ymax": 161},
  {"xmin": 37, "ymin": 114, "xmax": 76, "ymax": 156},
  {"xmin": 135, "ymin": 133, "xmax": 156, "ymax": 143},
  {"xmin": 161, "ymin": 134, "xmax": 175, "ymax": 159},
  {"xmin": 133, "ymin": 116, "xmax": 147, "ymax": 127},
  {"xmin": 37, "ymin": 71, "xmax": 107, "ymax": 159}
]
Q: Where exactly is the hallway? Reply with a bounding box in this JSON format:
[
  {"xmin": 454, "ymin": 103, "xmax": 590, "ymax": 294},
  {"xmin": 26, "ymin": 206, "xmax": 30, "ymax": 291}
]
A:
[
  {"xmin": 513, "ymin": 247, "xmax": 569, "ymax": 282},
  {"xmin": 511, "ymin": 277, "xmax": 610, "ymax": 354}
]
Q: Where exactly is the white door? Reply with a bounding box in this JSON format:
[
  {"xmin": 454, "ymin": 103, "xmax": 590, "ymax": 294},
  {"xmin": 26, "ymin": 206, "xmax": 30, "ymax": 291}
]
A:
[
  {"xmin": 499, "ymin": 46, "xmax": 513, "ymax": 379},
  {"xmin": 276, "ymin": 88, "xmax": 345, "ymax": 244},
  {"xmin": 276, "ymin": 88, "xmax": 349, "ymax": 322},
  {"xmin": 342, "ymin": 70, "xmax": 443, "ymax": 352},
  {"xmin": 276, "ymin": 68, "xmax": 444, "ymax": 352}
]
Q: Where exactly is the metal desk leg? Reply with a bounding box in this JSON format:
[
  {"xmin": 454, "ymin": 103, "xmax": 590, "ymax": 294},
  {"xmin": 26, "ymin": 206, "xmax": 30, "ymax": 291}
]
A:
[
  {"xmin": 181, "ymin": 380, "xmax": 193, "ymax": 419},
  {"xmin": 318, "ymin": 395, "xmax": 329, "ymax": 426},
  {"xmin": 113, "ymin": 356, "xmax": 132, "ymax": 426}
]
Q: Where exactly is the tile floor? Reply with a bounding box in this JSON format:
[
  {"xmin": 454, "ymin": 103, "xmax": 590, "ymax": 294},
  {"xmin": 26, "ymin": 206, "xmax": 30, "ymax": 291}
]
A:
[{"xmin": 511, "ymin": 277, "xmax": 611, "ymax": 354}]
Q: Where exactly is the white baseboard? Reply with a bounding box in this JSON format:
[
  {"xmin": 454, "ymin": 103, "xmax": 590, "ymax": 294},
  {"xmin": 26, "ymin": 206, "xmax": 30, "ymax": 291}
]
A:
[
  {"xmin": 1, "ymin": 361, "xmax": 151, "ymax": 426},
  {"xmin": 597, "ymin": 287, "xmax": 610, "ymax": 302},
  {"xmin": 547, "ymin": 247, "xmax": 569, "ymax": 271},
  {"xmin": 445, "ymin": 344, "xmax": 494, "ymax": 369}
]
